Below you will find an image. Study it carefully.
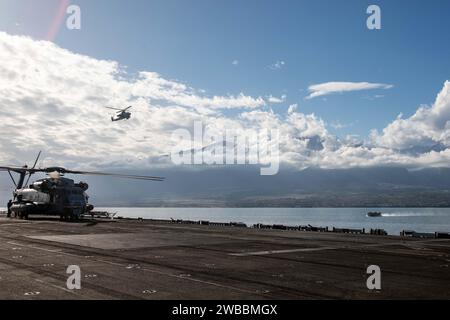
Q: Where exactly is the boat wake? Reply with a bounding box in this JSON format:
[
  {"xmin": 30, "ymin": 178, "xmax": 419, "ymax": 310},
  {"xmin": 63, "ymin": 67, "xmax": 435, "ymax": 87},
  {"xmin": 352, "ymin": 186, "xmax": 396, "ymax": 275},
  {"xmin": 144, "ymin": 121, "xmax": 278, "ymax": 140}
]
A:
[{"xmin": 381, "ymin": 212, "xmax": 436, "ymax": 217}]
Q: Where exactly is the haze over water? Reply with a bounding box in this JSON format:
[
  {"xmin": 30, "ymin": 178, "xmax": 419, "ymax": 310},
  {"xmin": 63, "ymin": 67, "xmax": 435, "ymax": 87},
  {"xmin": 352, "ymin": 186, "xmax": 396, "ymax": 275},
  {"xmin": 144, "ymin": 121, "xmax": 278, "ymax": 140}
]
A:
[{"xmin": 97, "ymin": 207, "xmax": 450, "ymax": 236}]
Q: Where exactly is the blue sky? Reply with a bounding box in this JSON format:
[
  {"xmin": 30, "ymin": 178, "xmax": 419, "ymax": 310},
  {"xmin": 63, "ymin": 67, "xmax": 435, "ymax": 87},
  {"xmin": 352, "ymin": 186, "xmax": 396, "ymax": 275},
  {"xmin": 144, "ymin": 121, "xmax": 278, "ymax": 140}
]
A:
[
  {"xmin": 1, "ymin": 0, "xmax": 450, "ymax": 177},
  {"xmin": 1, "ymin": 0, "xmax": 449, "ymax": 140}
]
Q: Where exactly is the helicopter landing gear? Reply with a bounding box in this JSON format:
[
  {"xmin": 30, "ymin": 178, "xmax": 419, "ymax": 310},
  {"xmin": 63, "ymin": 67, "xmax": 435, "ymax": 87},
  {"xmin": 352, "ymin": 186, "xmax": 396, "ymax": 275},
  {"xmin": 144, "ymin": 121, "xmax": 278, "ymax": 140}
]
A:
[
  {"xmin": 17, "ymin": 212, "xmax": 28, "ymax": 220},
  {"xmin": 70, "ymin": 214, "xmax": 80, "ymax": 221},
  {"xmin": 60, "ymin": 211, "xmax": 80, "ymax": 222},
  {"xmin": 60, "ymin": 210, "xmax": 70, "ymax": 221}
]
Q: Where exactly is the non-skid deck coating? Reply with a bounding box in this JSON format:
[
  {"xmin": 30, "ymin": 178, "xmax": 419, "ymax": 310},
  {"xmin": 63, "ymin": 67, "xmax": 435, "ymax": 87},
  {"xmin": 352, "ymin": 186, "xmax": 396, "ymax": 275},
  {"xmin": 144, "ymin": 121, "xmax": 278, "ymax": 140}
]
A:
[{"xmin": 0, "ymin": 215, "xmax": 449, "ymax": 300}]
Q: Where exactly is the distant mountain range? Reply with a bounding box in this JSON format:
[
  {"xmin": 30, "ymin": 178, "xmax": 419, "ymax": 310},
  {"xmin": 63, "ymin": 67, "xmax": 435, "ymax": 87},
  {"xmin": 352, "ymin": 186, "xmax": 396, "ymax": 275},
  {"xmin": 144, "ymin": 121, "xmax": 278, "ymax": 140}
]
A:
[
  {"xmin": 86, "ymin": 166, "xmax": 450, "ymax": 207},
  {"xmin": 1, "ymin": 166, "xmax": 450, "ymax": 207}
]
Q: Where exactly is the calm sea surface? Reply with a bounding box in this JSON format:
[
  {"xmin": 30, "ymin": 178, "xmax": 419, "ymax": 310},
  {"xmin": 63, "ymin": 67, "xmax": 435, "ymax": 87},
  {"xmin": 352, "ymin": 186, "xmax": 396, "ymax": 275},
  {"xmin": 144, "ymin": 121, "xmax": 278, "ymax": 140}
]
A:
[{"xmin": 96, "ymin": 207, "xmax": 450, "ymax": 235}]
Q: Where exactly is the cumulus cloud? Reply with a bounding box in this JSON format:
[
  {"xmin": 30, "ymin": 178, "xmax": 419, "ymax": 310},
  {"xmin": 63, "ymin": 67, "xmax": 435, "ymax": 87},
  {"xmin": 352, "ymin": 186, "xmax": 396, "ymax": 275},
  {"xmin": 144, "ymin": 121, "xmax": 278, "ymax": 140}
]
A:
[
  {"xmin": 287, "ymin": 104, "xmax": 298, "ymax": 114},
  {"xmin": 0, "ymin": 32, "xmax": 267, "ymax": 167},
  {"xmin": 1, "ymin": 31, "xmax": 450, "ymax": 172},
  {"xmin": 131, "ymin": 71, "xmax": 266, "ymax": 112},
  {"xmin": 306, "ymin": 81, "xmax": 393, "ymax": 99},
  {"xmin": 371, "ymin": 81, "xmax": 450, "ymax": 153}
]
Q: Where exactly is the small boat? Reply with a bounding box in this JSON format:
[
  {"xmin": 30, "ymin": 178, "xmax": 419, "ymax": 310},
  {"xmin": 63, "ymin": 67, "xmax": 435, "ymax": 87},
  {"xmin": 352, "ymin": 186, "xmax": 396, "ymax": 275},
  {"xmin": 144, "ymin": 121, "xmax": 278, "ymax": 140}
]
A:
[{"xmin": 367, "ymin": 211, "xmax": 382, "ymax": 217}]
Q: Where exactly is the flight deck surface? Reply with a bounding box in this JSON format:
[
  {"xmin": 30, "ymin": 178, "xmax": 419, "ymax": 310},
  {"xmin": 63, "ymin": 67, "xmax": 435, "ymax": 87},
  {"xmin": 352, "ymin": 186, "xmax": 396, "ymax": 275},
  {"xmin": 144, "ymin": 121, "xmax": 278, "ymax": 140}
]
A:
[{"xmin": 0, "ymin": 216, "xmax": 449, "ymax": 299}]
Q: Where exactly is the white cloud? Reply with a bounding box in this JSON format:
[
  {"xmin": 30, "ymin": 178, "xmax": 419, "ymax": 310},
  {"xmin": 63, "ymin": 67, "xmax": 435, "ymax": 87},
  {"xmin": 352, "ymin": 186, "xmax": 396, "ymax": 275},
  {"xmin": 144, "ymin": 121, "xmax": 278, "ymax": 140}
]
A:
[
  {"xmin": 232, "ymin": 60, "xmax": 239, "ymax": 66},
  {"xmin": 363, "ymin": 94, "xmax": 385, "ymax": 100},
  {"xmin": 329, "ymin": 120, "xmax": 357, "ymax": 130},
  {"xmin": 288, "ymin": 104, "xmax": 298, "ymax": 114},
  {"xmin": 269, "ymin": 60, "xmax": 285, "ymax": 70},
  {"xmin": 131, "ymin": 71, "xmax": 266, "ymax": 112},
  {"xmin": 306, "ymin": 81, "xmax": 393, "ymax": 99},
  {"xmin": 267, "ymin": 94, "xmax": 287, "ymax": 104},
  {"xmin": 330, "ymin": 121, "xmax": 345, "ymax": 130},
  {"xmin": 372, "ymin": 81, "xmax": 450, "ymax": 152},
  {"xmin": 1, "ymin": 32, "xmax": 450, "ymax": 171}
]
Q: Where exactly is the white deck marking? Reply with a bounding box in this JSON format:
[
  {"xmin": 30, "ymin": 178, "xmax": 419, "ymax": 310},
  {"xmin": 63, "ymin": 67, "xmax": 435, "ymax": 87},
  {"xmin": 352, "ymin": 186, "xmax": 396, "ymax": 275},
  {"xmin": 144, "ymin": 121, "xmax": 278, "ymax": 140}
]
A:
[
  {"xmin": 7, "ymin": 241, "xmax": 262, "ymax": 295},
  {"xmin": 229, "ymin": 238, "xmax": 450, "ymax": 256},
  {"xmin": 7, "ymin": 241, "xmax": 63, "ymax": 253},
  {"xmin": 95, "ymin": 258, "xmax": 261, "ymax": 295},
  {"xmin": 230, "ymin": 247, "xmax": 336, "ymax": 256},
  {"xmin": 34, "ymin": 278, "xmax": 78, "ymax": 295}
]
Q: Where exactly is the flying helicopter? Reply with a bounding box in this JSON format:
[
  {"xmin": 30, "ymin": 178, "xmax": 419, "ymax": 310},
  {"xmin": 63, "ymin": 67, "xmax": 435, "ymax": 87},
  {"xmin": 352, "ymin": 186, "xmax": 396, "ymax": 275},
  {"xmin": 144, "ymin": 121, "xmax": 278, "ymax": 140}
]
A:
[
  {"xmin": 0, "ymin": 152, "xmax": 164, "ymax": 220},
  {"xmin": 106, "ymin": 106, "xmax": 132, "ymax": 122}
]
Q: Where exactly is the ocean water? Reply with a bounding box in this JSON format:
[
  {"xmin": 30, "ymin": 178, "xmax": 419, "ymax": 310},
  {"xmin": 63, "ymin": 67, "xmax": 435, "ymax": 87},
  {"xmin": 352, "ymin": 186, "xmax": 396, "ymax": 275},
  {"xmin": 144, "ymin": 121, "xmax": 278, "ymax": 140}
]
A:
[{"xmin": 96, "ymin": 207, "xmax": 450, "ymax": 236}]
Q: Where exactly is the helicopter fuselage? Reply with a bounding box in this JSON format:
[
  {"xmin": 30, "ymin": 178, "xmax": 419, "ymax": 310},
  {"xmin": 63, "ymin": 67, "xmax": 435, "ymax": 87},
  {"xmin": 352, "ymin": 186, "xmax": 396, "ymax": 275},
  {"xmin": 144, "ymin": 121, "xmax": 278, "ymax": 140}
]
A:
[
  {"xmin": 11, "ymin": 177, "xmax": 94, "ymax": 220},
  {"xmin": 111, "ymin": 111, "xmax": 131, "ymax": 122}
]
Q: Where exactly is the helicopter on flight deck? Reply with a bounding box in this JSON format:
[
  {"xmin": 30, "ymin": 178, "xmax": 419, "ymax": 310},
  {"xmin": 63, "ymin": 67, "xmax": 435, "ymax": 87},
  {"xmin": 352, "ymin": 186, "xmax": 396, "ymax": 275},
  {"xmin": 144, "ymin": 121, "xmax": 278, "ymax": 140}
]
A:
[{"xmin": 0, "ymin": 152, "xmax": 164, "ymax": 220}]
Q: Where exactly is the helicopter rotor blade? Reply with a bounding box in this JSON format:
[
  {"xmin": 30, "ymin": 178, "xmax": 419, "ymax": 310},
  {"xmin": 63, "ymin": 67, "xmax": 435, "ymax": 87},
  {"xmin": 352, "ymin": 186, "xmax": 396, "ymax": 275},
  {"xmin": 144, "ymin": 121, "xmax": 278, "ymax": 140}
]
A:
[
  {"xmin": 1, "ymin": 166, "xmax": 164, "ymax": 182},
  {"xmin": 60, "ymin": 170, "xmax": 164, "ymax": 181},
  {"xmin": 31, "ymin": 151, "xmax": 42, "ymax": 169},
  {"xmin": 33, "ymin": 167, "xmax": 164, "ymax": 181},
  {"xmin": 7, "ymin": 170, "xmax": 17, "ymax": 188},
  {"xmin": 24, "ymin": 151, "xmax": 42, "ymax": 187},
  {"xmin": 0, "ymin": 166, "xmax": 39, "ymax": 174},
  {"xmin": 105, "ymin": 107, "xmax": 123, "ymax": 111}
]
